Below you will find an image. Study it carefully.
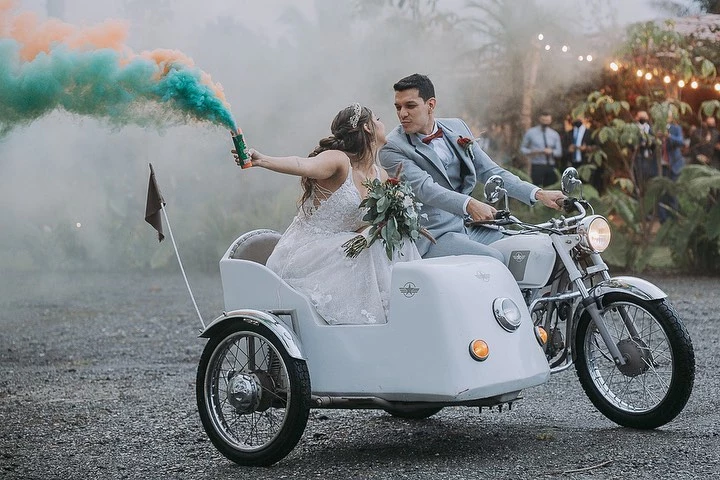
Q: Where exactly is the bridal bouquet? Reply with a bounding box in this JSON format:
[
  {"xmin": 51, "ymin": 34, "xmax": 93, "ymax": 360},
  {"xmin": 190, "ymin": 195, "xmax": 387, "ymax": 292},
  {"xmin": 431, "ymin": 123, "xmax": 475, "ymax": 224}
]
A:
[{"xmin": 343, "ymin": 168, "xmax": 435, "ymax": 260}]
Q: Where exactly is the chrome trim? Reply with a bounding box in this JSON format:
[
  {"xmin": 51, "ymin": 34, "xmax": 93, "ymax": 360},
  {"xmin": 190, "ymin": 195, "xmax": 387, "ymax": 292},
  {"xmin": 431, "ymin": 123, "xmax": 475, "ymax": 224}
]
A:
[
  {"xmin": 528, "ymin": 290, "xmax": 582, "ymax": 315},
  {"xmin": 549, "ymin": 359, "xmax": 575, "ymax": 374},
  {"xmin": 199, "ymin": 309, "xmax": 305, "ymax": 360}
]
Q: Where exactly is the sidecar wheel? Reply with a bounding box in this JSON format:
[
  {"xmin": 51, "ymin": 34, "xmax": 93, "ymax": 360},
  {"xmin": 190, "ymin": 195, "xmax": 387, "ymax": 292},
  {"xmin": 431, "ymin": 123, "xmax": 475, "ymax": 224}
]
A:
[
  {"xmin": 383, "ymin": 406, "xmax": 443, "ymax": 419},
  {"xmin": 575, "ymin": 294, "xmax": 694, "ymax": 429},
  {"xmin": 196, "ymin": 321, "xmax": 311, "ymax": 466}
]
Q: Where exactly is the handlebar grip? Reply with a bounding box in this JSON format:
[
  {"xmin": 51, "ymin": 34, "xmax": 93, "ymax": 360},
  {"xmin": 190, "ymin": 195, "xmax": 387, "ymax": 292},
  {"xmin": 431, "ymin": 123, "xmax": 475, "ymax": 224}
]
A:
[{"xmin": 562, "ymin": 198, "xmax": 576, "ymax": 214}]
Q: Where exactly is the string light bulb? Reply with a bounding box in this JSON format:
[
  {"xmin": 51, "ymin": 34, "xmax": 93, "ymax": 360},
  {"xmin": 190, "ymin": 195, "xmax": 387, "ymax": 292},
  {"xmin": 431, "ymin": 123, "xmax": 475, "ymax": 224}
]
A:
[
  {"xmin": 691, "ymin": 80, "xmax": 699, "ymax": 89},
  {"xmin": 545, "ymin": 44, "xmax": 551, "ymax": 51},
  {"xmin": 645, "ymin": 72, "xmax": 653, "ymax": 80},
  {"xmin": 678, "ymin": 80, "xmax": 686, "ymax": 88},
  {"xmin": 578, "ymin": 55, "xmax": 584, "ymax": 61},
  {"xmin": 538, "ymin": 33, "xmax": 544, "ymax": 40},
  {"xmin": 586, "ymin": 55, "xmax": 593, "ymax": 62},
  {"xmin": 562, "ymin": 45, "xmax": 568, "ymax": 52},
  {"xmin": 636, "ymin": 69, "xmax": 644, "ymax": 77},
  {"xmin": 610, "ymin": 62, "xmax": 619, "ymax": 71},
  {"xmin": 715, "ymin": 83, "xmax": 720, "ymax": 91},
  {"xmin": 663, "ymin": 75, "xmax": 671, "ymax": 83}
]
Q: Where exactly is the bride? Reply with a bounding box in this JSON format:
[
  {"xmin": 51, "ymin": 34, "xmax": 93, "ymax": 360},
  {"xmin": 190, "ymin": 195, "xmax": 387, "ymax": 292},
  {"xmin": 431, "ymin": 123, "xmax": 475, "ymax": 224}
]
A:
[{"xmin": 235, "ymin": 103, "xmax": 421, "ymax": 325}]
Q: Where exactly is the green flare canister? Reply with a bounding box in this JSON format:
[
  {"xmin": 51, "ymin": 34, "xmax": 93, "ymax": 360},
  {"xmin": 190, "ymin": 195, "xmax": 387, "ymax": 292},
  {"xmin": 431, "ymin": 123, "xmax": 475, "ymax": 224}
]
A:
[{"xmin": 231, "ymin": 128, "xmax": 252, "ymax": 169}]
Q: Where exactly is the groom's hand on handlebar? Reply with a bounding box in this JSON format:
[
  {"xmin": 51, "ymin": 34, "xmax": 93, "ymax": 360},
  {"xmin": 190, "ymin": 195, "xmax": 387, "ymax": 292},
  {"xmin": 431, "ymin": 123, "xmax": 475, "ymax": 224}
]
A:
[
  {"xmin": 467, "ymin": 198, "xmax": 497, "ymax": 222},
  {"xmin": 535, "ymin": 189, "xmax": 566, "ymax": 211}
]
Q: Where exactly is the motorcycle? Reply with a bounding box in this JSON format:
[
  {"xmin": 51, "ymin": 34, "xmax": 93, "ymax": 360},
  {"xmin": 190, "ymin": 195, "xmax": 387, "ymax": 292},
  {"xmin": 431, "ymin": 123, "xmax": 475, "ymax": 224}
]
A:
[
  {"xmin": 482, "ymin": 167, "xmax": 695, "ymax": 430},
  {"xmin": 195, "ymin": 167, "xmax": 694, "ymax": 466}
]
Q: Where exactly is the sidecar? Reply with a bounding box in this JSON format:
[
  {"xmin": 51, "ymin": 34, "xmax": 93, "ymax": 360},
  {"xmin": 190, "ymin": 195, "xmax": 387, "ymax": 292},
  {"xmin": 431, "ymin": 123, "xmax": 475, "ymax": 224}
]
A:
[{"xmin": 196, "ymin": 229, "xmax": 550, "ymax": 466}]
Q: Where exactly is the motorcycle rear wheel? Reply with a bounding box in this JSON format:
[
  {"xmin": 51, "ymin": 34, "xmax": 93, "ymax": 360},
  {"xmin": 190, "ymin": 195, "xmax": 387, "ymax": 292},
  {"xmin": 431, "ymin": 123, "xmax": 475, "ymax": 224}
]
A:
[
  {"xmin": 196, "ymin": 322, "xmax": 311, "ymax": 466},
  {"xmin": 575, "ymin": 293, "xmax": 694, "ymax": 429}
]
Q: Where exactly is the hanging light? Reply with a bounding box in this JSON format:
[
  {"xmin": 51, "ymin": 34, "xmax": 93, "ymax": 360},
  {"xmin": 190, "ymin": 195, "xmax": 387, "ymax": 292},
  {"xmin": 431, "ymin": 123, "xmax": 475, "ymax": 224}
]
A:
[
  {"xmin": 663, "ymin": 75, "xmax": 671, "ymax": 83},
  {"xmin": 545, "ymin": 44, "xmax": 551, "ymax": 51},
  {"xmin": 610, "ymin": 62, "xmax": 619, "ymax": 71},
  {"xmin": 586, "ymin": 55, "xmax": 593, "ymax": 62},
  {"xmin": 691, "ymin": 80, "xmax": 699, "ymax": 89},
  {"xmin": 714, "ymin": 83, "xmax": 720, "ymax": 91},
  {"xmin": 678, "ymin": 80, "xmax": 686, "ymax": 88},
  {"xmin": 636, "ymin": 69, "xmax": 644, "ymax": 77},
  {"xmin": 578, "ymin": 55, "xmax": 584, "ymax": 61},
  {"xmin": 645, "ymin": 72, "xmax": 653, "ymax": 80},
  {"xmin": 538, "ymin": 33, "xmax": 544, "ymax": 40},
  {"xmin": 562, "ymin": 45, "xmax": 568, "ymax": 52}
]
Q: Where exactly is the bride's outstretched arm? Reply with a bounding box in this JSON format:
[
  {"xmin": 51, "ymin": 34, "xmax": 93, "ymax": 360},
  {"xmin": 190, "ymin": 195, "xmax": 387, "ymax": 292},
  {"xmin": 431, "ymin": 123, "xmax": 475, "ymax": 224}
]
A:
[{"xmin": 234, "ymin": 148, "xmax": 348, "ymax": 181}]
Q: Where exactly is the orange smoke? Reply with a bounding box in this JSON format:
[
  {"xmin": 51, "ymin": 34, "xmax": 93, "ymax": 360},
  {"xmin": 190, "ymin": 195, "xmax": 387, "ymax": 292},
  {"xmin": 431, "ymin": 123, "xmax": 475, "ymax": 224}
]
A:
[
  {"xmin": 0, "ymin": 0, "xmax": 227, "ymax": 103},
  {"xmin": 140, "ymin": 49, "xmax": 227, "ymax": 102}
]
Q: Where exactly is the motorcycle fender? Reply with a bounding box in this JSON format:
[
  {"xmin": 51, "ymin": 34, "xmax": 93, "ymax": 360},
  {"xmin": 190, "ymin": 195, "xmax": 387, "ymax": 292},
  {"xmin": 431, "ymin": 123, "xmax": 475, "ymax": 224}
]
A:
[
  {"xmin": 199, "ymin": 309, "xmax": 305, "ymax": 360},
  {"xmin": 571, "ymin": 276, "xmax": 667, "ymax": 362},
  {"xmin": 589, "ymin": 276, "xmax": 667, "ymax": 302}
]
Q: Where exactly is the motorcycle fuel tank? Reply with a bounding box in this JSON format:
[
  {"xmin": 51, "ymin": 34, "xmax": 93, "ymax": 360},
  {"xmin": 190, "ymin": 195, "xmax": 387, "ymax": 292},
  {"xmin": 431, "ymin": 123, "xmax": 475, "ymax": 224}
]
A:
[{"xmin": 492, "ymin": 234, "xmax": 556, "ymax": 289}]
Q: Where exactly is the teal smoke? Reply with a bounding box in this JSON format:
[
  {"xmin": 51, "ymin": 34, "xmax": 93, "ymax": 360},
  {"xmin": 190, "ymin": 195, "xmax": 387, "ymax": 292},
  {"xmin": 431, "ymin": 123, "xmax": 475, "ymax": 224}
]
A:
[{"xmin": 0, "ymin": 39, "xmax": 236, "ymax": 137}]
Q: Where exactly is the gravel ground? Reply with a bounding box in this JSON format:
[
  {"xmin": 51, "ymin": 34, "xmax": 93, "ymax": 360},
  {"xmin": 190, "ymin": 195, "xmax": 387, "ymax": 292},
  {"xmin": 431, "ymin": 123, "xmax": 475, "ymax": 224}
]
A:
[{"xmin": 1, "ymin": 270, "xmax": 718, "ymax": 479}]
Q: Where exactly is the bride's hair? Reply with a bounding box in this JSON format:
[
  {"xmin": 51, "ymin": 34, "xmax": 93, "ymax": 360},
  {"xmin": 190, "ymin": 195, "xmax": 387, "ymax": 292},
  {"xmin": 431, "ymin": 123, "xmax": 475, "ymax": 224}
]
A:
[{"xmin": 300, "ymin": 104, "xmax": 376, "ymax": 209}]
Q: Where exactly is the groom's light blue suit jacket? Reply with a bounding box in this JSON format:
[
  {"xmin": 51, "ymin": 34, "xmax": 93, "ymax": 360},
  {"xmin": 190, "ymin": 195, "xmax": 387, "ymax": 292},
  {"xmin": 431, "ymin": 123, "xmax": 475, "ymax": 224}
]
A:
[{"xmin": 379, "ymin": 118, "xmax": 537, "ymax": 256}]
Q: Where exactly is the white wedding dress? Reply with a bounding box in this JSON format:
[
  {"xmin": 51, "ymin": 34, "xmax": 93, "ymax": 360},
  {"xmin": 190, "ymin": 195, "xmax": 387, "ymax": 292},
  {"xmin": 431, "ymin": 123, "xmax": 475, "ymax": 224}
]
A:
[{"xmin": 266, "ymin": 165, "xmax": 421, "ymax": 325}]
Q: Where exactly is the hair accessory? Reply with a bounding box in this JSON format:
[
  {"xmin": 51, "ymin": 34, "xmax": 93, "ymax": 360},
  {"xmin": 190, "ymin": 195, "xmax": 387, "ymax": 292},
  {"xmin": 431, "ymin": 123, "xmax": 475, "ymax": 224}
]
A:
[{"xmin": 349, "ymin": 102, "xmax": 362, "ymax": 129}]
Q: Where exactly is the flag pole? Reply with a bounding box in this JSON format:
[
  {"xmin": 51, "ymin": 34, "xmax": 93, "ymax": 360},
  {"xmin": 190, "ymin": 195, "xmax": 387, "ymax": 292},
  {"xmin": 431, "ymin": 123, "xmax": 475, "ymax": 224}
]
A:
[{"xmin": 160, "ymin": 204, "xmax": 206, "ymax": 330}]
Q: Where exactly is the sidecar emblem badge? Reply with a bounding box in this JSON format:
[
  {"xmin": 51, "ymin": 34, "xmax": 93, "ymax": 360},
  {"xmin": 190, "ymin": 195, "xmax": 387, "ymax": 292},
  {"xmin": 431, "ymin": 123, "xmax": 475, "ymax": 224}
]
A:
[
  {"xmin": 475, "ymin": 271, "xmax": 491, "ymax": 282},
  {"xmin": 399, "ymin": 282, "xmax": 420, "ymax": 298},
  {"xmin": 512, "ymin": 252, "xmax": 527, "ymax": 262}
]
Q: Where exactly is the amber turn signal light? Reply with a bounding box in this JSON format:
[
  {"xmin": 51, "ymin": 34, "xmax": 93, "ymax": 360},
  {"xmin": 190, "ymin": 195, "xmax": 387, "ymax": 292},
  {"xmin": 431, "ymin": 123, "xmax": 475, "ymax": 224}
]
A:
[
  {"xmin": 535, "ymin": 326, "xmax": 548, "ymax": 346},
  {"xmin": 469, "ymin": 339, "xmax": 490, "ymax": 361}
]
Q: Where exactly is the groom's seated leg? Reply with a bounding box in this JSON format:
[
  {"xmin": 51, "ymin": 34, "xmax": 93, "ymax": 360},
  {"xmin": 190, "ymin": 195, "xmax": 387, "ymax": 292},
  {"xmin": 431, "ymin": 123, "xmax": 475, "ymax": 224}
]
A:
[{"xmin": 423, "ymin": 231, "xmax": 505, "ymax": 262}]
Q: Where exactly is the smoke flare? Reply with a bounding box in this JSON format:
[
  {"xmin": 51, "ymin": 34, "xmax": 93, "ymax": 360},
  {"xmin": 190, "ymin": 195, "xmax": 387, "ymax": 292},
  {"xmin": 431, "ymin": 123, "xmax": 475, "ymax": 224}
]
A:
[{"xmin": 0, "ymin": 1, "xmax": 236, "ymax": 136}]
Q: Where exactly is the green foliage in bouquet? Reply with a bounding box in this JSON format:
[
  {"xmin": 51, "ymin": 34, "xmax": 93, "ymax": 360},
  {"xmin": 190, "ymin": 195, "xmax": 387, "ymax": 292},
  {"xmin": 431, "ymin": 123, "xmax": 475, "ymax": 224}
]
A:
[{"xmin": 343, "ymin": 175, "xmax": 434, "ymax": 260}]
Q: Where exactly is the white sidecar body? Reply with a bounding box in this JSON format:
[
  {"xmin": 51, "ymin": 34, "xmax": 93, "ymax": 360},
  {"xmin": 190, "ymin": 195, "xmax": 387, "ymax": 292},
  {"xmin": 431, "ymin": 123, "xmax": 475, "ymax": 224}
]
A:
[{"xmin": 207, "ymin": 230, "xmax": 550, "ymax": 404}]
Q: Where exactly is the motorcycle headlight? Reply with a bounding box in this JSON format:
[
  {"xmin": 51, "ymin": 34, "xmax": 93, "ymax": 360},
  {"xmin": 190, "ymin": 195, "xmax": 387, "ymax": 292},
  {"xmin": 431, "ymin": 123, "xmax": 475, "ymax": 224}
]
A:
[{"xmin": 578, "ymin": 215, "xmax": 612, "ymax": 252}]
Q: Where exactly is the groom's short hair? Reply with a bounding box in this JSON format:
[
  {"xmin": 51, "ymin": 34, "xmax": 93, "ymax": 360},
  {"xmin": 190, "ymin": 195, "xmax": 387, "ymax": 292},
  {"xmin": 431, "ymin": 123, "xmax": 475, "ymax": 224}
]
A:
[{"xmin": 393, "ymin": 74, "xmax": 435, "ymax": 102}]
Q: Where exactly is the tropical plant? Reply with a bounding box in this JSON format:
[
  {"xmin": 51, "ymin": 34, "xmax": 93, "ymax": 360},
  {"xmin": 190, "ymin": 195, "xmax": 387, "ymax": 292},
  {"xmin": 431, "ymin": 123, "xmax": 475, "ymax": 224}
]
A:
[{"xmin": 653, "ymin": 165, "xmax": 720, "ymax": 272}]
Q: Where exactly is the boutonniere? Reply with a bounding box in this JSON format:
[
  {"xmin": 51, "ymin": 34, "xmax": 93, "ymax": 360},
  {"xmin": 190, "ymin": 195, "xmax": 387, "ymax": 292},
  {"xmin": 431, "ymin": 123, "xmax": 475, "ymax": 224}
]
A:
[{"xmin": 457, "ymin": 136, "xmax": 475, "ymax": 160}]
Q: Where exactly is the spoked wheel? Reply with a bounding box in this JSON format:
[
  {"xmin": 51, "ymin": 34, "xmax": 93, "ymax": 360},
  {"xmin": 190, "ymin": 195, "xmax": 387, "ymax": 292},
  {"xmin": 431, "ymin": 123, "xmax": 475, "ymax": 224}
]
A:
[
  {"xmin": 383, "ymin": 406, "xmax": 443, "ymax": 419},
  {"xmin": 575, "ymin": 293, "xmax": 695, "ymax": 429},
  {"xmin": 196, "ymin": 321, "xmax": 311, "ymax": 466}
]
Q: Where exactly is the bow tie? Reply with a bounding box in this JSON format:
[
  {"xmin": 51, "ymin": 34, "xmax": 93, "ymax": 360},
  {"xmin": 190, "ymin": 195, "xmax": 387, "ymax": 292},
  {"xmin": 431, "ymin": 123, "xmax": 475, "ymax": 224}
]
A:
[{"xmin": 421, "ymin": 128, "xmax": 444, "ymax": 144}]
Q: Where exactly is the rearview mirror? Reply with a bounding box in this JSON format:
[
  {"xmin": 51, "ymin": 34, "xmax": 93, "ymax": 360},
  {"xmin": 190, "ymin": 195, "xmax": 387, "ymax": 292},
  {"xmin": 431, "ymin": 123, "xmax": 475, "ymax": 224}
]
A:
[
  {"xmin": 484, "ymin": 175, "xmax": 506, "ymax": 204},
  {"xmin": 561, "ymin": 167, "xmax": 582, "ymax": 196}
]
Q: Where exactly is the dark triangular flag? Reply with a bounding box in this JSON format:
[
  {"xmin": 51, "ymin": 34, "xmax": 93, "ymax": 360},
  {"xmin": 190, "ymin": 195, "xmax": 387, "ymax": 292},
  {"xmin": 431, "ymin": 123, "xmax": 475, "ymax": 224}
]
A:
[{"xmin": 145, "ymin": 163, "xmax": 166, "ymax": 242}]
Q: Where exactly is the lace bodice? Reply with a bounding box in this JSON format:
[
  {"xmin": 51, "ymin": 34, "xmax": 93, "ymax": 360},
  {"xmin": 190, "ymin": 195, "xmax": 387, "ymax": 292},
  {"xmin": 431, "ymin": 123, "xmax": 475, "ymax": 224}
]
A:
[{"xmin": 294, "ymin": 167, "xmax": 369, "ymax": 235}]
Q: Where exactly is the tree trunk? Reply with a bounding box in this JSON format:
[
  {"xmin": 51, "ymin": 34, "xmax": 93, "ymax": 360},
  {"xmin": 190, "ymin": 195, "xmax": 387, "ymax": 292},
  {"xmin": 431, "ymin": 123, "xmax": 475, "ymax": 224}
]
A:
[{"xmin": 520, "ymin": 42, "xmax": 541, "ymax": 133}]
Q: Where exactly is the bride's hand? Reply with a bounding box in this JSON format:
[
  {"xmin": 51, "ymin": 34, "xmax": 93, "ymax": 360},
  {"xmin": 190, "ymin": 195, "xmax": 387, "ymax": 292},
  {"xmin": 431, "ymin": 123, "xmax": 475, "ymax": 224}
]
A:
[{"xmin": 231, "ymin": 148, "xmax": 262, "ymax": 167}]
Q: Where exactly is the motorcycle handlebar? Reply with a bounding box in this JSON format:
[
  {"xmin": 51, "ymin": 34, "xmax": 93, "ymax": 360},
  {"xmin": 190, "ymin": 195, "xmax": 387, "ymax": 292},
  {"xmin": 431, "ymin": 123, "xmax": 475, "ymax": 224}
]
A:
[
  {"xmin": 535, "ymin": 200, "xmax": 586, "ymax": 229},
  {"xmin": 465, "ymin": 200, "xmax": 587, "ymax": 230}
]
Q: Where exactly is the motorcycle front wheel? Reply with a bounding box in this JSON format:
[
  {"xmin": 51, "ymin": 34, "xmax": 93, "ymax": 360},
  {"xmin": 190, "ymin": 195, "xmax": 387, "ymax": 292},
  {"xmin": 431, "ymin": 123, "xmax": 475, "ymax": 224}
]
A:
[
  {"xmin": 196, "ymin": 321, "xmax": 311, "ymax": 466},
  {"xmin": 575, "ymin": 293, "xmax": 695, "ymax": 429}
]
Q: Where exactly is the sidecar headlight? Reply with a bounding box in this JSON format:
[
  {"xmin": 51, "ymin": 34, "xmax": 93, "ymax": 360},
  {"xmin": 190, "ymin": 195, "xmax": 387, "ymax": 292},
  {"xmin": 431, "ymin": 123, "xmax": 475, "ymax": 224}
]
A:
[
  {"xmin": 493, "ymin": 297, "xmax": 522, "ymax": 332},
  {"xmin": 578, "ymin": 215, "xmax": 611, "ymax": 253}
]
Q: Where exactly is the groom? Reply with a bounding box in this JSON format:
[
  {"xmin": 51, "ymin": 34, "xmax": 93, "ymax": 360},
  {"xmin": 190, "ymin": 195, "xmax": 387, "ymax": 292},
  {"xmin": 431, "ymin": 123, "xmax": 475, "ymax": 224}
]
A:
[{"xmin": 379, "ymin": 73, "xmax": 565, "ymax": 261}]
